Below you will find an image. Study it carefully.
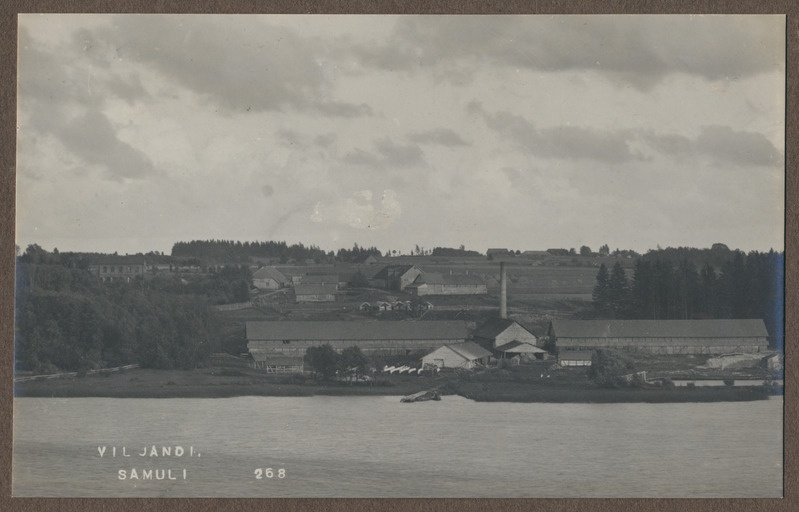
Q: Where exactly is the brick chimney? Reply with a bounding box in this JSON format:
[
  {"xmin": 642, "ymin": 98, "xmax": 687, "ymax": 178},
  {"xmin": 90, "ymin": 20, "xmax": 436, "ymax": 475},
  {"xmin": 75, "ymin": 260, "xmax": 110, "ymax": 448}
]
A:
[{"xmin": 500, "ymin": 262, "xmax": 507, "ymax": 319}]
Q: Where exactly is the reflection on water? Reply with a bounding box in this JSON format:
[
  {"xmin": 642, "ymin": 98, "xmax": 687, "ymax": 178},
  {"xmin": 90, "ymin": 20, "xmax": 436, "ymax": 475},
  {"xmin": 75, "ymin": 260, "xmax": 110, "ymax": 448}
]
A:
[{"xmin": 12, "ymin": 395, "xmax": 783, "ymax": 497}]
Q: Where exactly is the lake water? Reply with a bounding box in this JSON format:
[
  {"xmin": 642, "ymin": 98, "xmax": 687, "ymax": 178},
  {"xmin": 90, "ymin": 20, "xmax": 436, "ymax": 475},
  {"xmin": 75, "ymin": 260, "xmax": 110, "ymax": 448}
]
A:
[{"xmin": 12, "ymin": 395, "xmax": 783, "ymax": 497}]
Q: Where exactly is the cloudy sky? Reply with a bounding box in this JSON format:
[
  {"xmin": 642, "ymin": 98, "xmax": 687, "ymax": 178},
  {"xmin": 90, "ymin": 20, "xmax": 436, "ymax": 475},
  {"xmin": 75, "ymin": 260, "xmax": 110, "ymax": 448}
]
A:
[{"xmin": 16, "ymin": 14, "xmax": 785, "ymax": 256}]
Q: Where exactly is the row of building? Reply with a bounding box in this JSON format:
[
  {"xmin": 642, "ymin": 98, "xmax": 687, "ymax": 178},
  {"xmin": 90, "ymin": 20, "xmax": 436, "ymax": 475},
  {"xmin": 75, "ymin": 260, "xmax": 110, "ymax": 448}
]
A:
[
  {"xmin": 252, "ymin": 264, "xmax": 488, "ymax": 303},
  {"xmin": 86, "ymin": 256, "xmax": 490, "ymax": 299},
  {"xmin": 245, "ymin": 318, "xmax": 771, "ymax": 373}
]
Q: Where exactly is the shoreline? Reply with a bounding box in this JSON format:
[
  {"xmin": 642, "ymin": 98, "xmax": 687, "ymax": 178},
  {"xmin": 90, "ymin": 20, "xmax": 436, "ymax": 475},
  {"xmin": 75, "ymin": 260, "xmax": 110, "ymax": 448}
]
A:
[{"xmin": 14, "ymin": 366, "xmax": 777, "ymax": 402}]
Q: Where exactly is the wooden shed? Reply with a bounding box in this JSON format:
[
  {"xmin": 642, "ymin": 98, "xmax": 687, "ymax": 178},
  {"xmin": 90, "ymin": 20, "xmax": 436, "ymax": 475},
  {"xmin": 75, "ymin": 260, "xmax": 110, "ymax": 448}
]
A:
[{"xmin": 421, "ymin": 342, "xmax": 492, "ymax": 369}]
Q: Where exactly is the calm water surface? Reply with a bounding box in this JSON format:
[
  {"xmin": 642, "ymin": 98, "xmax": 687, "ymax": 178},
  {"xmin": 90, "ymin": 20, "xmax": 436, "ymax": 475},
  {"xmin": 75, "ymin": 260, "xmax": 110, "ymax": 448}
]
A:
[{"xmin": 12, "ymin": 395, "xmax": 783, "ymax": 497}]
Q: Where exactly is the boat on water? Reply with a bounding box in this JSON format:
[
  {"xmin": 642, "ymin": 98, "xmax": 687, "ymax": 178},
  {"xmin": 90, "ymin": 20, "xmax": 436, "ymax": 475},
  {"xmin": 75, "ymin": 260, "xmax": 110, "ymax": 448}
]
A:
[{"xmin": 400, "ymin": 389, "xmax": 441, "ymax": 403}]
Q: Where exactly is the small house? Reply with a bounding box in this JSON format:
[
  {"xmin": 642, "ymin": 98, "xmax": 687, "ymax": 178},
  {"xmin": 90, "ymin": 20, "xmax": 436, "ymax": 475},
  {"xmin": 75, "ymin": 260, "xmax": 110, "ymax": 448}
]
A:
[{"xmin": 421, "ymin": 342, "xmax": 492, "ymax": 370}]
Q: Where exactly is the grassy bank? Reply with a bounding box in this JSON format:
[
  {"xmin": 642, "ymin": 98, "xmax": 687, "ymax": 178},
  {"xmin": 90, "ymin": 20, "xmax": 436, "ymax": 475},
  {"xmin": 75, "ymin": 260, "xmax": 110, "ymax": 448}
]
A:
[
  {"xmin": 13, "ymin": 366, "xmax": 433, "ymax": 399},
  {"xmin": 14, "ymin": 365, "xmax": 776, "ymax": 402},
  {"xmin": 453, "ymin": 381, "xmax": 772, "ymax": 403}
]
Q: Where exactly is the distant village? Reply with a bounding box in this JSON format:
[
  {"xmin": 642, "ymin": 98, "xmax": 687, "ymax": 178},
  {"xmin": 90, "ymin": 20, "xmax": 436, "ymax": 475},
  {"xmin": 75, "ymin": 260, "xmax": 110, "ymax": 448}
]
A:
[{"xmin": 77, "ymin": 248, "xmax": 782, "ymax": 382}]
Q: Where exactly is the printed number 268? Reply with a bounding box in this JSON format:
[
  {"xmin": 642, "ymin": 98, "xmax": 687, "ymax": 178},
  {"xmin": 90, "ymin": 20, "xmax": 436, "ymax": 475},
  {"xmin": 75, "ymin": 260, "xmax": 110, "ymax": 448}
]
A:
[{"xmin": 255, "ymin": 468, "xmax": 286, "ymax": 479}]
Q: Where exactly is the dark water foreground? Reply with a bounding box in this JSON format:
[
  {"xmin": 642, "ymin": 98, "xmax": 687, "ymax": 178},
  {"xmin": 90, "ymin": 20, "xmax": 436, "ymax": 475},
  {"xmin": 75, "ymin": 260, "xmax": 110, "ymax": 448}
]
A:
[{"xmin": 12, "ymin": 395, "xmax": 783, "ymax": 497}]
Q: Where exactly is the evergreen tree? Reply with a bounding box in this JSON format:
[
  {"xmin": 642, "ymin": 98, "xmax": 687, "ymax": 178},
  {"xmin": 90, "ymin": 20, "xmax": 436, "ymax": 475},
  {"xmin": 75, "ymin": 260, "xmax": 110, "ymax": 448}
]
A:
[
  {"xmin": 607, "ymin": 262, "xmax": 630, "ymax": 318},
  {"xmin": 592, "ymin": 264, "xmax": 610, "ymax": 316},
  {"xmin": 675, "ymin": 259, "xmax": 700, "ymax": 319},
  {"xmin": 699, "ymin": 263, "xmax": 718, "ymax": 318},
  {"xmin": 630, "ymin": 260, "xmax": 656, "ymax": 319}
]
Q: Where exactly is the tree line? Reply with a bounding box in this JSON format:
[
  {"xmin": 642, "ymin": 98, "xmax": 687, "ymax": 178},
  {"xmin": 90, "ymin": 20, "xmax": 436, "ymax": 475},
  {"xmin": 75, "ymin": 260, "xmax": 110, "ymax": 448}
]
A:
[
  {"xmin": 172, "ymin": 239, "xmax": 331, "ymax": 264},
  {"xmin": 14, "ymin": 246, "xmax": 240, "ymax": 374},
  {"xmin": 334, "ymin": 243, "xmax": 383, "ymax": 263},
  {"xmin": 591, "ymin": 248, "xmax": 784, "ymax": 347}
]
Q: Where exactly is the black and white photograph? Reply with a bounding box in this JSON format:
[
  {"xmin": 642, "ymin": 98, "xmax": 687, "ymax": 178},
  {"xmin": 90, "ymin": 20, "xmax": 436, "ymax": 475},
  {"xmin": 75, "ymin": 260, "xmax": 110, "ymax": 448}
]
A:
[{"xmin": 11, "ymin": 13, "xmax": 785, "ymax": 498}]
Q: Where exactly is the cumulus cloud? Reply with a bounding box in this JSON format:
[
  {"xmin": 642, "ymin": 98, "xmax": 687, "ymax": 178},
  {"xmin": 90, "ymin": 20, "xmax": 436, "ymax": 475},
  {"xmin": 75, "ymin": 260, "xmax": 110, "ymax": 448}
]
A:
[
  {"xmin": 694, "ymin": 125, "xmax": 782, "ymax": 167},
  {"xmin": 408, "ymin": 128, "xmax": 468, "ymax": 146},
  {"xmin": 91, "ymin": 17, "xmax": 318, "ymax": 112},
  {"xmin": 643, "ymin": 126, "xmax": 782, "ymax": 167},
  {"xmin": 341, "ymin": 139, "xmax": 426, "ymax": 169},
  {"xmin": 60, "ymin": 109, "xmax": 159, "ymax": 180},
  {"xmin": 314, "ymin": 101, "xmax": 372, "ymax": 117},
  {"xmin": 375, "ymin": 139, "xmax": 425, "ymax": 167},
  {"xmin": 18, "ymin": 25, "xmax": 159, "ymax": 181},
  {"xmin": 355, "ymin": 16, "xmax": 784, "ymax": 89},
  {"xmin": 341, "ymin": 149, "xmax": 383, "ymax": 167},
  {"xmin": 475, "ymin": 104, "xmax": 642, "ymax": 163}
]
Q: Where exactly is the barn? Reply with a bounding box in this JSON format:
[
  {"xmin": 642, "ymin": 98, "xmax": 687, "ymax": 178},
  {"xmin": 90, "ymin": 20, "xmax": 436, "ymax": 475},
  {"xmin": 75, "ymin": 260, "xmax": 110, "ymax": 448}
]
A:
[
  {"xmin": 371, "ymin": 265, "xmax": 423, "ymax": 291},
  {"xmin": 421, "ymin": 342, "xmax": 492, "ymax": 369},
  {"xmin": 472, "ymin": 318, "xmax": 548, "ymax": 360},
  {"xmin": 252, "ymin": 266, "xmax": 288, "ymax": 290},
  {"xmin": 547, "ymin": 319, "xmax": 769, "ymax": 355},
  {"xmin": 405, "ymin": 272, "xmax": 487, "ymax": 296},
  {"xmin": 246, "ymin": 320, "xmax": 470, "ymax": 358}
]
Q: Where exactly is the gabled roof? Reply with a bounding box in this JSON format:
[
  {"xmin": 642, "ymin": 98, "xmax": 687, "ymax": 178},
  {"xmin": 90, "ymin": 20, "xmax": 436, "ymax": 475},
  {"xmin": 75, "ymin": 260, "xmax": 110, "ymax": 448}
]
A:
[
  {"xmin": 495, "ymin": 341, "xmax": 547, "ymax": 354},
  {"xmin": 372, "ymin": 265, "xmax": 418, "ymax": 280},
  {"xmin": 409, "ymin": 272, "xmax": 485, "ymax": 286},
  {"xmin": 294, "ymin": 284, "xmax": 337, "ymax": 295},
  {"xmin": 301, "ymin": 274, "xmax": 339, "ymax": 285},
  {"xmin": 549, "ymin": 319, "xmax": 769, "ymax": 339},
  {"xmin": 442, "ymin": 342, "xmax": 493, "ymax": 361},
  {"xmin": 247, "ymin": 320, "xmax": 469, "ymax": 342},
  {"xmin": 252, "ymin": 266, "xmax": 288, "ymax": 282},
  {"xmin": 472, "ymin": 318, "xmax": 518, "ymax": 339}
]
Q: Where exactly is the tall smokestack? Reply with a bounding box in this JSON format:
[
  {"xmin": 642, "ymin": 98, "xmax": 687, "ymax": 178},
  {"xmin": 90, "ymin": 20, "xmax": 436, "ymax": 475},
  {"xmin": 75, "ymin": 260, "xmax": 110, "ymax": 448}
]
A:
[{"xmin": 500, "ymin": 262, "xmax": 507, "ymax": 319}]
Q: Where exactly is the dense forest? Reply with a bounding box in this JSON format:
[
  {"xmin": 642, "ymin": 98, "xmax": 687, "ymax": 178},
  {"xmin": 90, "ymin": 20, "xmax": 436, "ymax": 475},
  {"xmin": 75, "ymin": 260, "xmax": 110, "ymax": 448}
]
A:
[
  {"xmin": 430, "ymin": 246, "xmax": 483, "ymax": 257},
  {"xmin": 13, "ymin": 247, "xmax": 249, "ymax": 374},
  {"xmin": 172, "ymin": 239, "xmax": 331, "ymax": 264},
  {"xmin": 591, "ymin": 247, "xmax": 784, "ymax": 348},
  {"xmin": 334, "ymin": 243, "xmax": 383, "ymax": 262}
]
